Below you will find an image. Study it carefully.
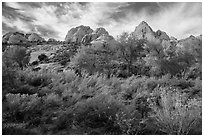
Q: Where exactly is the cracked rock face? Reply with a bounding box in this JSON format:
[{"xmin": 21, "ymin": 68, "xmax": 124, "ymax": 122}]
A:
[
  {"xmin": 65, "ymin": 25, "xmax": 93, "ymax": 43},
  {"xmin": 132, "ymin": 21, "xmax": 170, "ymax": 41},
  {"xmin": 132, "ymin": 21, "xmax": 156, "ymax": 40}
]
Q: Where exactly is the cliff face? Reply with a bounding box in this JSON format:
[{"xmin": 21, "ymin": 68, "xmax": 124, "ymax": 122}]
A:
[
  {"xmin": 132, "ymin": 21, "xmax": 156, "ymax": 40},
  {"xmin": 132, "ymin": 21, "xmax": 170, "ymax": 41}
]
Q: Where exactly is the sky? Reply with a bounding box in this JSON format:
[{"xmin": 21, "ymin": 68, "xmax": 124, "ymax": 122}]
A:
[{"xmin": 2, "ymin": 2, "xmax": 202, "ymax": 40}]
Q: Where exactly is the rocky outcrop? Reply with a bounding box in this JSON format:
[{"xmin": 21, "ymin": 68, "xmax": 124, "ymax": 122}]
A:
[
  {"xmin": 47, "ymin": 38, "xmax": 57, "ymax": 43},
  {"xmin": 132, "ymin": 21, "xmax": 171, "ymax": 41},
  {"xmin": 132, "ymin": 21, "xmax": 156, "ymax": 41},
  {"xmin": 93, "ymin": 27, "xmax": 109, "ymax": 36},
  {"xmin": 81, "ymin": 27, "xmax": 109, "ymax": 44},
  {"xmin": 170, "ymin": 36, "xmax": 177, "ymax": 41},
  {"xmin": 2, "ymin": 32, "xmax": 28, "ymax": 44},
  {"xmin": 177, "ymin": 35, "xmax": 201, "ymax": 48},
  {"xmin": 65, "ymin": 25, "xmax": 93, "ymax": 43},
  {"xmin": 155, "ymin": 30, "xmax": 170, "ymax": 41},
  {"xmin": 91, "ymin": 34, "xmax": 118, "ymax": 49},
  {"xmin": 196, "ymin": 34, "xmax": 202, "ymax": 41},
  {"xmin": 81, "ymin": 33, "xmax": 98, "ymax": 44},
  {"xmin": 176, "ymin": 35, "xmax": 202, "ymax": 58},
  {"xmin": 27, "ymin": 33, "xmax": 45, "ymax": 42}
]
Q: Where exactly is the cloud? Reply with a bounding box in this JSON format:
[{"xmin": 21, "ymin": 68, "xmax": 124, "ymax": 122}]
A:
[{"xmin": 2, "ymin": 2, "xmax": 202, "ymax": 40}]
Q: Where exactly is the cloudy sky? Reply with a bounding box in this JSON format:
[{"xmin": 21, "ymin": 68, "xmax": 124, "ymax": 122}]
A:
[{"xmin": 2, "ymin": 2, "xmax": 202, "ymax": 40}]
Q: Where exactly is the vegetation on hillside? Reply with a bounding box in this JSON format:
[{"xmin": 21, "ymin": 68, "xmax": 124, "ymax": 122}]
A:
[{"xmin": 2, "ymin": 32, "xmax": 202, "ymax": 135}]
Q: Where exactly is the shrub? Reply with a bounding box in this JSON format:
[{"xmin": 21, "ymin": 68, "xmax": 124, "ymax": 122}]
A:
[
  {"xmin": 3, "ymin": 45, "xmax": 30, "ymax": 70},
  {"xmin": 73, "ymin": 93, "xmax": 124, "ymax": 134},
  {"xmin": 149, "ymin": 87, "xmax": 202, "ymax": 135},
  {"xmin": 4, "ymin": 93, "xmax": 43, "ymax": 123},
  {"xmin": 18, "ymin": 69, "xmax": 52, "ymax": 87},
  {"xmin": 42, "ymin": 93, "xmax": 63, "ymax": 108},
  {"xmin": 38, "ymin": 54, "xmax": 48, "ymax": 62}
]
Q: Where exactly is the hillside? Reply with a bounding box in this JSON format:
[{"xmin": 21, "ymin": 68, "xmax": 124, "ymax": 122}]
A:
[{"xmin": 2, "ymin": 21, "xmax": 202, "ymax": 135}]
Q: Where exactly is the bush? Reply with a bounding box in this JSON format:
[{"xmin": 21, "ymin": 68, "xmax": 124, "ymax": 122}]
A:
[
  {"xmin": 73, "ymin": 93, "xmax": 124, "ymax": 134},
  {"xmin": 4, "ymin": 93, "xmax": 43, "ymax": 123},
  {"xmin": 38, "ymin": 54, "xmax": 48, "ymax": 62},
  {"xmin": 18, "ymin": 69, "xmax": 52, "ymax": 87},
  {"xmin": 3, "ymin": 45, "xmax": 30, "ymax": 70},
  {"xmin": 149, "ymin": 87, "xmax": 202, "ymax": 135}
]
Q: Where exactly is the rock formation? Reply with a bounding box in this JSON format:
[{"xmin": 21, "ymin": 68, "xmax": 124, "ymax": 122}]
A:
[
  {"xmin": 65, "ymin": 25, "xmax": 93, "ymax": 43},
  {"xmin": 155, "ymin": 30, "xmax": 170, "ymax": 41},
  {"xmin": 27, "ymin": 33, "xmax": 45, "ymax": 42},
  {"xmin": 81, "ymin": 27, "xmax": 109, "ymax": 44},
  {"xmin": 2, "ymin": 32, "xmax": 28, "ymax": 44},
  {"xmin": 132, "ymin": 21, "xmax": 171, "ymax": 41},
  {"xmin": 132, "ymin": 21, "xmax": 156, "ymax": 40},
  {"xmin": 47, "ymin": 38, "xmax": 57, "ymax": 43}
]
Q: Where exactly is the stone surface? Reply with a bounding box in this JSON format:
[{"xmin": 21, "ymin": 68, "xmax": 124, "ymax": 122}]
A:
[
  {"xmin": 176, "ymin": 35, "xmax": 202, "ymax": 56},
  {"xmin": 155, "ymin": 30, "xmax": 170, "ymax": 41},
  {"xmin": 3, "ymin": 32, "xmax": 28, "ymax": 44},
  {"xmin": 132, "ymin": 21, "xmax": 171, "ymax": 42},
  {"xmin": 81, "ymin": 27, "xmax": 109, "ymax": 44},
  {"xmin": 91, "ymin": 34, "xmax": 118, "ymax": 50},
  {"xmin": 65, "ymin": 25, "xmax": 93, "ymax": 43},
  {"xmin": 27, "ymin": 33, "xmax": 45, "ymax": 42},
  {"xmin": 132, "ymin": 21, "xmax": 156, "ymax": 41},
  {"xmin": 47, "ymin": 38, "xmax": 57, "ymax": 42}
]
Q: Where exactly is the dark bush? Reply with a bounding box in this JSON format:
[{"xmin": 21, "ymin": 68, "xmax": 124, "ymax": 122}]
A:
[{"xmin": 38, "ymin": 54, "xmax": 48, "ymax": 62}]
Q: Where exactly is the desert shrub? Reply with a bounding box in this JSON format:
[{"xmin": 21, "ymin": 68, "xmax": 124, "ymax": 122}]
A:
[
  {"xmin": 18, "ymin": 69, "xmax": 52, "ymax": 87},
  {"xmin": 4, "ymin": 93, "xmax": 43, "ymax": 123},
  {"xmin": 149, "ymin": 87, "xmax": 202, "ymax": 135},
  {"xmin": 2, "ymin": 62, "xmax": 19, "ymax": 99},
  {"xmin": 14, "ymin": 84, "xmax": 36, "ymax": 95},
  {"xmin": 53, "ymin": 51, "xmax": 71, "ymax": 65},
  {"xmin": 77, "ymin": 73, "xmax": 104, "ymax": 96},
  {"xmin": 121, "ymin": 76, "xmax": 147, "ymax": 95},
  {"xmin": 42, "ymin": 93, "xmax": 63, "ymax": 108},
  {"xmin": 38, "ymin": 87, "xmax": 52, "ymax": 97},
  {"xmin": 115, "ymin": 105, "xmax": 148, "ymax": 135},
  {"xmin": 184, "ymin": 78, "xmax": 202, "ymax": 98},
  {"xmin": 51, "ymin": 109, "xmax": 75, "ymax": 134},
  {"xmin": 184, "ymin": 63, "xmax": 202, "ymax": 79},
  {"xmin": 3, "ymin": 45, "xmax": 30, "ymax": 70},
  {"xmin": 38, "ymin": 54, "xmax": 48, "ymax": 62},
  {"xmin": 73, "ymin": 93, "xmax": 124, "ymax": 134}
]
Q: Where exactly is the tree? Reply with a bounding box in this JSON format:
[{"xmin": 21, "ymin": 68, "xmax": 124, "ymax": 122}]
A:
[
  {"xmin": 70, "ymin": 42, "xmax": 115, "ymax": 76},
  {"xmin": 3, "ymin": 46, "xmax": 30, "ymax": 70},
  {"xmin": 144, "ymin": 38, "xmax": 170, "ymax": 76},
  {"xmin": 144, "ymin": 38, "xmax": 197, "ymax": 77},
  {"xmin": 116, "ymin": 32, "xmax": 145, "ymax": 76}
]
